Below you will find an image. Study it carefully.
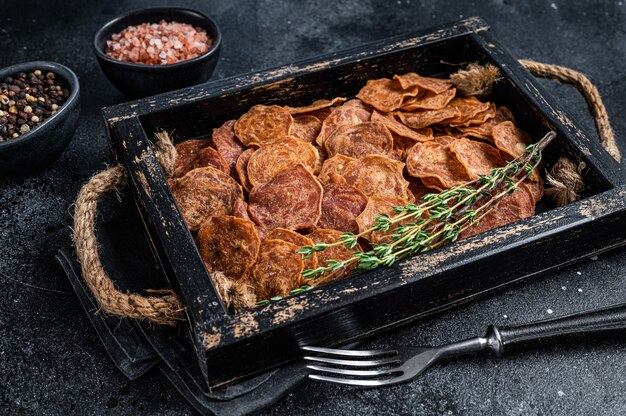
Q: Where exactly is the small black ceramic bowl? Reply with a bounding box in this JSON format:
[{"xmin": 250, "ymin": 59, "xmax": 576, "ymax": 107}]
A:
[
  {"xmin": 0, "ymin": 61, "xmax": 80, "ymax": 175},
  {"xmin": 93, "ymin": 8, "xmax": 221, "ymax": 98}
]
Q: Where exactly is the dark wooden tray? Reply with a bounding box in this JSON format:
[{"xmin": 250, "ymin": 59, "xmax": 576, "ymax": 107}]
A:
[{"xmin": 103, "ymin": 17, "xmax": 626, "ymax": 389}]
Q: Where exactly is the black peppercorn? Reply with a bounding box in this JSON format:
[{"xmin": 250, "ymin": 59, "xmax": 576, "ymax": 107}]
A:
[{"xmin": 0, "ymin": 68, "xmax": 69, "ymax": 141}]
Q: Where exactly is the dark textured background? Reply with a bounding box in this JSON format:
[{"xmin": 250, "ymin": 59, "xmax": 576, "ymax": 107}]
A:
[{"xmin": 1, "ymin": 1, "xmax": 625, "ymax": 415}]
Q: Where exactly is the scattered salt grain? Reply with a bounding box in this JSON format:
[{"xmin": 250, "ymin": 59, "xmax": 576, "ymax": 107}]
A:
[
  {"xmin": 105, "ymin": 20, "xmax": 212, "ymax": 65},
  {"xmin": 576, "ymin": 271, "xmax": 582, "ymax": 275},
  {"xmin": 578, "ymin": 288, "xmax": 583, "ymax": 293},
  {"xmin": 558, "ymin": 390, "xmax": 565, "ymax": 397},
  {"xmin": 547, "ymin": 309, "xmax": 554, "ymax": 314},
  {"xmin": 503, "ymin": 314, "xmax": 508, "ymax": 319},
  {"xmin": 561, "ymin": 286, "xmax": 566, "ymax": 290}
]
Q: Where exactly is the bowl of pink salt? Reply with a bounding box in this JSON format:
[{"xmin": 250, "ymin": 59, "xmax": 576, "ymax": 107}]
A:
[{"xmin": 93, "ymin": 8, "xmax": 221, "ymax": 98}]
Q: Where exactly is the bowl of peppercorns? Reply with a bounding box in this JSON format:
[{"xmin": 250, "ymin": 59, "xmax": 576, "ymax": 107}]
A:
[
  {"xmin": 93, "ymin": 8, "xmax": 221, "ymax": 98},
  {"xmin": 0, "ymin": 61, "xmax": 80, "ymax": 175}
]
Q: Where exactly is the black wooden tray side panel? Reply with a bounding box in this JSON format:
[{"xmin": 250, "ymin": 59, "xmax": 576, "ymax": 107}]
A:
[{"xmin": 107, "ymin": 118, "xmax": 228, "ymax": 325}]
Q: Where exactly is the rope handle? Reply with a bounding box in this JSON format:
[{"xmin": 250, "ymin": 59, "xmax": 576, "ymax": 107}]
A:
[{"xmin": 73, "ymin": 61, "xmax": 620, "ymax": 325}]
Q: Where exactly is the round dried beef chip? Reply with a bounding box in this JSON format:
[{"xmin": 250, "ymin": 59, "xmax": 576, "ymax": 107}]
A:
[
  {"xmin": 449, "ymin": 138, "xmax": 505, "ymax": 180},
  {"xmin": 401, "ymin": 88, "xmax": 456, "ymax": 111},
  {"xmin": 170, "ymin": 167, "xmax": 243, "ymax": 231},
  {"xmin": 283, "ymin": 97, "xmax": 347, "ymax": 114},
  {"xmin": 250, "ymin": 239, "xmax": 304, "ymax": 300},
  {"xmin": 173, "ymin": 139, "xmax": 212, "ymax": 178},
  {"xmin": 459, "ymin": 183, "xmax": 535, "ymax": 240},
  {"xmin": 175, "ymin": 146, "xmax": 230, "ymax": 178},
  {"xmin": 307, "ymin": 228, "xmax": 363, "ymax": 284},
  {"xmin": 232, "ymin": 197, "xmax": 251, "ymax": 221},
  {"xmin": 266, "ymin": 228, "xmax": 319, "ymax": 271},
  {"xmin": 248, "ymin": 165, "xmax": 323, "ymax": 231},
  {"xmin": 197, "ymin": 216, "xmax": 260, "ymax": 281},
  {"xmin": 212, "ymin": 120, "xmax": 245, "ymax": 176},
  {"xmin": 234, "ymin": 104, "xmax": 293, "ymax": 146},
  {"xmin": 356, "ymin": 78, "xmax": 420, "ymax": 112},
  {"xmin": 342, "ymin": 155, "xmax": 409, "ymax": 199},
  {"xmin": 371, "ymin": 110, "xmax": 434, "ymax": 142},
  {"xmin": 492, "ymin": 121, "xmax": 532, "ymax": 159},
  {"xmin": 317, "ymin": 154, "xmax": 356, "ymax": 185},
  {"xmin": 356, "ymin": 196, "xmax": 409, "ymax": 244},
  {"xmin": 315, "ymin": 104, "xmax": 371, "ymax": 147},
  {"xmin": 446, "ymin": 97, "xmax": 491, "ymax": 126},
  {"xmin": 319, "ymin": 181, "xmax": 368, "ymax": 233},
  {"xmin": 393, "ymin": 72, "xmax": 452, "ymax": 94},
  {"xmin": 235, "ymin": 148, "xmax": 256, "ymax": 192},
  {"xmin": 395, "ymin": 106, "xmax": 459, "ymax": 129},
  {"xmin": 408, "ymin": 179, "xmax": 431, "ymax": 203},
  {"xmin": 405, "ymin": 142, "xmax": 471, "ymax": 188},
  {"xmin": 291, "ymin": 115, "xmax": 322, "ymax": 143},
  {"xmin": 324, "ymin": 122, "xmax": 395, "ymax": 159},
  {"xmin": 247, "ymin": 137, "xmax": 320, "ymax": 187},
  {"xmin": 524, "ymin": 178, "xmax": 544, "ymax": 205}
]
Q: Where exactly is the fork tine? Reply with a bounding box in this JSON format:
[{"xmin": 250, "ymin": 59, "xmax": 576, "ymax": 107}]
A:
[
  {"xmin": 303, "ymin": 355, "xmax": 401, "ymax": 367},
  {"xmin": 307, "ymin": 364, "xmax": 402, "ymax": 377},
  {"xmin": 301, "ymin": 345, "xmax": 395, "ymax": 358},
  {"xmin": 309, "ymin": 374, "xmax": 399, "ymax": 387}
]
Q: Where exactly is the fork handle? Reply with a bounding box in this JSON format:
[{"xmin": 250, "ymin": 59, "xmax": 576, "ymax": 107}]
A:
[{"xmin": 485, "ymin": 302, "xmax": 626, "ymax": 355}]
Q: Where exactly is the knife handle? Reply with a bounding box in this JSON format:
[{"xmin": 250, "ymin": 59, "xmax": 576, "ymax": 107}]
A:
[{"xmin": 484, "ymin": 302, "xmax": 626, "ymax": 355}]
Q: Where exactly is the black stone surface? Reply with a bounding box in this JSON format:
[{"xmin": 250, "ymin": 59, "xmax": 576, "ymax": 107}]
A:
[{"xmin": 1, "ymin": 1, "xmax": 625, "ymax": 414}]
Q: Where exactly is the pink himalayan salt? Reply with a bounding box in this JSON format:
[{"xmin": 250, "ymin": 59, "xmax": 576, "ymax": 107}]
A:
[{"xmin": 105, "ymin": 20, "xmax": 212, "ymax": 65}]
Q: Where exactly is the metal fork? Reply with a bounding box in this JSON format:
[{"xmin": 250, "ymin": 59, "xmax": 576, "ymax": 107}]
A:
[{"xmin": 303, "ymin": 302, "xmax": 626, "ymax": 386}]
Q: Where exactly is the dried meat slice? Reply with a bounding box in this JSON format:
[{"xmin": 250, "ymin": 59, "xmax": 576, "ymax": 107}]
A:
[
  {"xmin": 450, "ymin": 102, "xmax": 496, "ymax": 127},
  {"xmin": 459, "ymin": 182, "xmax": 535, "ymax": 239},
  {"xmin": 291, "ymin": 115, "xmax": 322, "ymax": 143},
  {"xmin": 492, "ymin": 121, "xmax": 532, "ymax": 159},
  {"xmin": 266, "ymin": 228, "xmax": 318, "ymax": 271},
  {"xmin": 232, "ymin": 197, "xmax": 251, "ymax": 221},
  {"xmin": 234, "ymin": 104, "xmax": 293, "ymax": 146},
  {"xmin": 405, "ymin": 142, "xmax": 471, "ymax": 188},
  {"xmin": 449, "ymin": 138, "xmax": 505, "ymax": 180},
  {"xmin": 173, "ymin": 139, "xmax": 212, "ymax": 178},
  {"xmin": 324, "ymin": 121, "xmax": 395, "ymax": 159},
  {"xmin": 395, "ymin": 106, "xmax": 459, "ymax": 129},
  {"xmin": 524, "ymin": 178, "xmax": 544, "ymax": 205},
  {"xmin": 393, "ymin": 72, "xmax": 452, "ymax": 94},
  {"xmin": 176, "ymin": 146, "xmax": 230, "ymax": 177},
  {"xmin": 248, "ymin": 165, "xmax": 323, "ymax": 231},
  {"xmin": 316, "ymin": 154, "xmax": 356, "ymax": 185},
  {"xmin": 235, "ymin": 148, "xmax": 256, "ymax": 192},
  {"xmin": 408, "ymin": 179, "xmax": 431, "ymax": 203},
  {"xmin": 250, "ymin": 239, "xmax": 303, "ymax": 300},
  {"xmin": 371, "ymin": 110, "xmax": 434, "ymax": 142},
  {"xmin": 247, "ymin": 137, "xmax": 320, "ymax": 187},
  {"xmin": 343, "ymin": 155, "xmax": 410, "ymax": 200},
  {"xmin": 284, "ymin": 97, "xmax": 347, "ymax": 114},
  {"xmin": 197, "ymin": 216, "xmax": 260, "ymax": 281},
  {"xmin": 315, "ymin": 104, "xmax": 371, "ymax": 147},
  {"xmin": 213, "ymin": 120, "xmax": 245, "ymax": 177},
  {"xmin": 319, "ymin": 180, "xmax": 368, "ymax": 233},
  {"xmin": 356, "ymin": 196, "xmax": 409, "ymax": 244},
  {"xmin": 307, "ymin": 228, "xmax": 362, "ymax": 283},
  {"xmin": 356, "ymin": 78, "xmax": 420, "ymax": 112},
  {"xmin": 170, "ymin": 167, "xmax": 244, "ymax": 232},
  {"xmin": 401, "ymin": 88, "xmax": 456, "ymax": 111},
  {"xmin": 446, "ymin": 97, "xmax": 491, "ymax": 126}
]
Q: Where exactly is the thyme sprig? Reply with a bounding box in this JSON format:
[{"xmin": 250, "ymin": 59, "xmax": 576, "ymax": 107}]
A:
[{"xmin": 257, "ymin": 131, "xmax": 556, "ymax": 306}]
